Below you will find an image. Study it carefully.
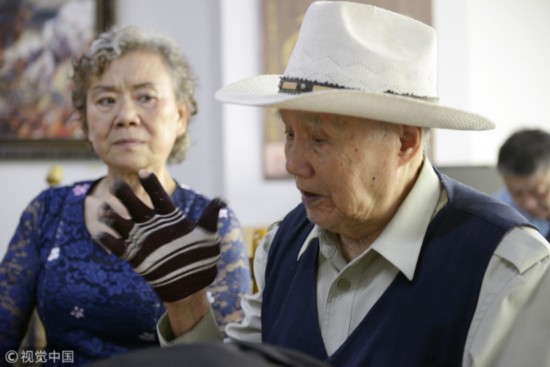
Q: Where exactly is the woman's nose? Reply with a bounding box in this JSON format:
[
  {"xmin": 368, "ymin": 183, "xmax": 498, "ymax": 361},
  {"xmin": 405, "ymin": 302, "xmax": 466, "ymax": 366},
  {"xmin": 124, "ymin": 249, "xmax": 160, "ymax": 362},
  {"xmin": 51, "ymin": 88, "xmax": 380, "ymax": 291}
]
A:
[{"xmin": 115, "ymin": 96, "xmax": 139, "ymax": 126}]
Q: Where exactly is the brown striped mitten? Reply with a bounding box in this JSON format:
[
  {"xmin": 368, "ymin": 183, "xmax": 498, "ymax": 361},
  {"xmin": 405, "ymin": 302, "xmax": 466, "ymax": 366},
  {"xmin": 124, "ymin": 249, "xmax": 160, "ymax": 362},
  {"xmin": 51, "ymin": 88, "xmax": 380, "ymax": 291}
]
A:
[{"xmin": 95, "ymin": 172, "xmax": 225, "ymax": 302}]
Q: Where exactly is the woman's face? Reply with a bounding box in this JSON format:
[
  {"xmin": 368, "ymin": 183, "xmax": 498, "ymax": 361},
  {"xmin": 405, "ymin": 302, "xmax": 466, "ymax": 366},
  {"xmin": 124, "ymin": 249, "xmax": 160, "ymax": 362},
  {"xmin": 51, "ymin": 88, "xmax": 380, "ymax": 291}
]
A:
[
  {"xmin": 86, "ymin": 51, "xmax": 187, "ymax": 174},
  {"xmin": 282, "ymin": 109, "xmax": 407, "ymax": 238}
]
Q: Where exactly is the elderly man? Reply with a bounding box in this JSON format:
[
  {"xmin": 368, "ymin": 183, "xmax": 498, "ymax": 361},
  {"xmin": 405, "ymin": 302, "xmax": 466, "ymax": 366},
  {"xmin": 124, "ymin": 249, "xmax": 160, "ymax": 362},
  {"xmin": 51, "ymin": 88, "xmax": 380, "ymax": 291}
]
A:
[{"xmin": 96, "ymin": 1, "xmax": 550, "ymax": 366}]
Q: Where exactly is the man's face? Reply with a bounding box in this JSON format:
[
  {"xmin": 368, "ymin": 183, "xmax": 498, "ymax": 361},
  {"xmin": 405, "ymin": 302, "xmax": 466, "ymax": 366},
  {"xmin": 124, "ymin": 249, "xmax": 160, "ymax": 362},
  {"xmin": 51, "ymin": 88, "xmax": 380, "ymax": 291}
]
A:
[
  {"xmin": 281, "ymin": 109, "xmax": 408, "ymax": 238},
  {"xmin": 504, "ymin": 170, "xmax": 550, "ymax": 219}
]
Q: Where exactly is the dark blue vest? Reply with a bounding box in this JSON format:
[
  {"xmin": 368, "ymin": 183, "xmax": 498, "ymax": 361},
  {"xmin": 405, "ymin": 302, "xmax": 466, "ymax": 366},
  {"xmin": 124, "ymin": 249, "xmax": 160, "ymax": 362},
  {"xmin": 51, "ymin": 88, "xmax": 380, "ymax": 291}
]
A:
[{"xmin": 261, "ymin": 173, "xmax": 529, "ymax": 367}]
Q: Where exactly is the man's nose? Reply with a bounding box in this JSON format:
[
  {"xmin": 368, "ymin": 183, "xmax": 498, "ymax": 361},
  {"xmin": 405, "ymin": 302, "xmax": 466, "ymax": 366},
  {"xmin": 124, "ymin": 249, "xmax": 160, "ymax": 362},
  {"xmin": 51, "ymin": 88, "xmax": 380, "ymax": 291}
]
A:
[{"xmin": 285, "ymin": 140, "xmax": 313, "ymax": 178}]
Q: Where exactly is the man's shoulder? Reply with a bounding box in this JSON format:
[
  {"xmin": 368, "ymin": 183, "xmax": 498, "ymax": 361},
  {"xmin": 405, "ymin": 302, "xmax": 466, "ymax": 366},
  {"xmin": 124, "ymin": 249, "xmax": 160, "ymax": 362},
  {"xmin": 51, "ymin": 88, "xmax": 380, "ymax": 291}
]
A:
[
  {"xmin": 496, "ymin": 226, "xmax": 550, "ymax": 274},
  {"xmin": 442, "ymin": 176, "xmax": 528, "ymax": 229}
]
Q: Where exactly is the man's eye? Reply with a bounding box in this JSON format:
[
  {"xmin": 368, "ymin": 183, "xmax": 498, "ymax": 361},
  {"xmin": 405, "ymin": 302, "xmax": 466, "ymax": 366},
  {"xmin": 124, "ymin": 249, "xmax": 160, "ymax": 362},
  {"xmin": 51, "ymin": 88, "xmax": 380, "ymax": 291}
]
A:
[
  {"xmin": 97, "ymin": 97, "xmax": 115, "ymax": 106},
  {"xmin": 536, "ymin": 185, "xmax": 550, "ymax": 198},
  {"xmin": 311, "ymin": 137, "xmax": 326, "ymax": 145}
]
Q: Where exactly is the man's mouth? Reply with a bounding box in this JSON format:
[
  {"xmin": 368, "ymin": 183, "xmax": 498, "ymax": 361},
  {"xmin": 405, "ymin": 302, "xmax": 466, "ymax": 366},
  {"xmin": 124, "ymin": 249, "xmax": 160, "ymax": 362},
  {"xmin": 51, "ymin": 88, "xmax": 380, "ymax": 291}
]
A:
[{"xmin": 300, "ymin": 190, "xmax": 321, "ymax": 203}]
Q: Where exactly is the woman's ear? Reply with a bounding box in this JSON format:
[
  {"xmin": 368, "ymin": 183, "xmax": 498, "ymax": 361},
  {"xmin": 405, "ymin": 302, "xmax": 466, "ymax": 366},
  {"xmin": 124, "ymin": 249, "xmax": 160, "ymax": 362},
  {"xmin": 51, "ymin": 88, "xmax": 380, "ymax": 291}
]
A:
[
  {"xmin": 176, "ymin": 101, "xmax": 190, "ymax": 136},
  {"xmin": 75, "ymin": 110, "xmax": 96, "ymax": 154},
  {"xmin": 71, "ymin": 111, "xmax": 89, "ymax": 141}
]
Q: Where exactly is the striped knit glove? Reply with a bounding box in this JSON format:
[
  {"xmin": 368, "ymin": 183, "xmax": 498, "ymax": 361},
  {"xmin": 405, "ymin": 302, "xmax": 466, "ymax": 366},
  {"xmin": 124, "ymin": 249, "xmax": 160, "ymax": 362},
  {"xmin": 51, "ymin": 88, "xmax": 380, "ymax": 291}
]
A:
[{"xmin": 95, "ymin": 172, "xmax": 225, "ymax": 302}]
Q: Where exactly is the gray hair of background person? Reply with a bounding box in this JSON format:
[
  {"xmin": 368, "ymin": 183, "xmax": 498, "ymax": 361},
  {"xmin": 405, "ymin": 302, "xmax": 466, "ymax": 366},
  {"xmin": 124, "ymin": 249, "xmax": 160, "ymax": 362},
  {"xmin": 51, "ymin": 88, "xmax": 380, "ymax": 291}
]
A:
[
  {"xmin": 497, "ymin": 128, "xmax": 550, "ymax": 177},
  {"xmin": 71, "ymin": 25, "xmax": 198, "ymax": 163}
]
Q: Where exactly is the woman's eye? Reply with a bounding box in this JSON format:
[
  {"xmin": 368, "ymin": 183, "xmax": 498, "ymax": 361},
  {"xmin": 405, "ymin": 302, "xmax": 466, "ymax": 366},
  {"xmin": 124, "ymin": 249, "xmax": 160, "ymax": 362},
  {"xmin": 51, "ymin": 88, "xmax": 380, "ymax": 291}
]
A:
[{"xmin": 138, "ymin": 94, "xmax": 155, "ymax": 103}]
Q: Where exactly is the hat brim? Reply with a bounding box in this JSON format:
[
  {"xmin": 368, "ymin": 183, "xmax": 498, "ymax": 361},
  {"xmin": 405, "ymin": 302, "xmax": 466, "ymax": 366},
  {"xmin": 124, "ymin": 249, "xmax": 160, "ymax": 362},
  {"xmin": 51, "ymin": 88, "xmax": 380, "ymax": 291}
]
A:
[{"xmin": 215, "ymin": 75, "xmax": 494, "ymax": 131}]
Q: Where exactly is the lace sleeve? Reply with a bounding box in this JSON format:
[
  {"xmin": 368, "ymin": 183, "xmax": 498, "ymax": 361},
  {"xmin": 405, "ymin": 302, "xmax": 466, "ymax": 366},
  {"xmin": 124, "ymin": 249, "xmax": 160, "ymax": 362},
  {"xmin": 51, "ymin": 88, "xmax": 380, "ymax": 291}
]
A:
[
  {"xmin": 0, "ymin": 196, "xmax": 46, "ymax": 353},
  {"xmin": 208, "ymin": 207, "xmax": 252, "ymax": 335}
]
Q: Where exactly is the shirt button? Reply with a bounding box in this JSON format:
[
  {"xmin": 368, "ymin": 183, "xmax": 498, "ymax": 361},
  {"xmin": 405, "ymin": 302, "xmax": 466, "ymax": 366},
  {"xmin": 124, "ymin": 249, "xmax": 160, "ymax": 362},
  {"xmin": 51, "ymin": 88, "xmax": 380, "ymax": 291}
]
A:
[{"xmin": 337, "ymin": 278, "xmax": 351, "ymax": 291}]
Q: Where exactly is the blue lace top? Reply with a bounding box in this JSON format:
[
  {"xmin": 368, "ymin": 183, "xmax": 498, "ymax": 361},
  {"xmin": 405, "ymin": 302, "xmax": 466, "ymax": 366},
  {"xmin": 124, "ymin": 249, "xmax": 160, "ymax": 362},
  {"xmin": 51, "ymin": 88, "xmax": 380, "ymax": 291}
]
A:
[{"xmin": 0, "ymin": 179, "xmax": 251, "ymax": 366}]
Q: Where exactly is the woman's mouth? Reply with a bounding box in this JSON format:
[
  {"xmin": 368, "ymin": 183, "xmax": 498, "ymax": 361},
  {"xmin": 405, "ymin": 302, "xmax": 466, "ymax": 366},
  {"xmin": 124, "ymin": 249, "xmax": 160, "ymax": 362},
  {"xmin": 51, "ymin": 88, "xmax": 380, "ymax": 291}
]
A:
[{"xmin": 114, "ymin": 139, "xmax": 143, "ymax": 147}]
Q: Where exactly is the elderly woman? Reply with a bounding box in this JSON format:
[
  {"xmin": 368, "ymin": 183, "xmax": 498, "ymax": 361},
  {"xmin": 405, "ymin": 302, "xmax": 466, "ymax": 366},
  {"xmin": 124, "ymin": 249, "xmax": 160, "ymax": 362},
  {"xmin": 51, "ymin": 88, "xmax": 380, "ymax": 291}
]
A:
[
  {"xmin": 95, "ymin": 2, "xmax": 550, "ymax": 367},
  {"xmin": 0, "ymin": 26, "xmax": 251, "ymax": 365}
]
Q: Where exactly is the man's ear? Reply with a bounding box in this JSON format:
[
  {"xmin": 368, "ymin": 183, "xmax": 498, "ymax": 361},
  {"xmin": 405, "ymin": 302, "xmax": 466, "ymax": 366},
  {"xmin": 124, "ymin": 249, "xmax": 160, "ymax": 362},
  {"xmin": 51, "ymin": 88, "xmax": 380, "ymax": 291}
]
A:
[{"xmin": 398, "ymin": 125, "xmax": 423, "ymax": 163}]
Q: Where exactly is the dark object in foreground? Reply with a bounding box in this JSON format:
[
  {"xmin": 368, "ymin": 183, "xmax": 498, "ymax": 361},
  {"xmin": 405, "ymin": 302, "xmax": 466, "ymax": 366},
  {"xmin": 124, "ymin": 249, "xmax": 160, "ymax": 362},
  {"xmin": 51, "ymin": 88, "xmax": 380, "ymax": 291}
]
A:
[{"xmin": 89, "ymin": 341, "xmax": 332, "ymax": 367}]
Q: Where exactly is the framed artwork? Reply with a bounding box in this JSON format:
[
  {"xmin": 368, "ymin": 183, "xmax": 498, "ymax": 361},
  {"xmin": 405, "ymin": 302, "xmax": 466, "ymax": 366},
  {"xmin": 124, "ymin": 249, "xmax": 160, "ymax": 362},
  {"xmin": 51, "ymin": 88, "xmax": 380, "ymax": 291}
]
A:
[
  {"xmin": 0, "ymin": 0, "xmax": 116, "ymax": 159},
  {"xmin": 261, "ymin": 0, "xmax": 431, "ymax": 178}
]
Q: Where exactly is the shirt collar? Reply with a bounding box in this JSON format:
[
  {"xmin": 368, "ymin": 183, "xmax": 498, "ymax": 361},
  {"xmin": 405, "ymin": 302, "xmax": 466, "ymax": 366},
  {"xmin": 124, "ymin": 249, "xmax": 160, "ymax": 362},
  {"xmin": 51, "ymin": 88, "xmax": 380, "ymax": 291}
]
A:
[{"xmin": 297, "ymin": 159, "xmax": 442, "ymax": 281}]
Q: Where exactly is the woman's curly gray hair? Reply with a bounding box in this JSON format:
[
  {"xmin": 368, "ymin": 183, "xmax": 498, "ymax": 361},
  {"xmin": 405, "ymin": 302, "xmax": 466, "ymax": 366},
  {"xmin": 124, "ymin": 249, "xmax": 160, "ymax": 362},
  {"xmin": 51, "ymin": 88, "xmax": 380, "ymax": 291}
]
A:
[{"xmin": 72, "ymin": 26, "xmax": 198, "ymax": 163}]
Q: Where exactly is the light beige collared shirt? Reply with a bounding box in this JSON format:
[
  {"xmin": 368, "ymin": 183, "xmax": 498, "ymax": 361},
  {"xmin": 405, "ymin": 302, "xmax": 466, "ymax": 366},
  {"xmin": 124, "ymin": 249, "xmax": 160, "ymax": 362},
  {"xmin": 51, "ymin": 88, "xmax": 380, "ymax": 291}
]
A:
[{"xmin": 159, "ymin": 161, "xmax": 550, "ymax": 367}]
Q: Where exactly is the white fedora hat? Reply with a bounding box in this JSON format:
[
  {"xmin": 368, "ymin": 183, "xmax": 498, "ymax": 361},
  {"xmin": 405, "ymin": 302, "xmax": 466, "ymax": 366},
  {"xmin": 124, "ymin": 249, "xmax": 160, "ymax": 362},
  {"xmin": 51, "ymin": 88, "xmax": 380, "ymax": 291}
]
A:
[{"xmin": 216, "ymin": 1, "xmax": 494, "ymax": 131}]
